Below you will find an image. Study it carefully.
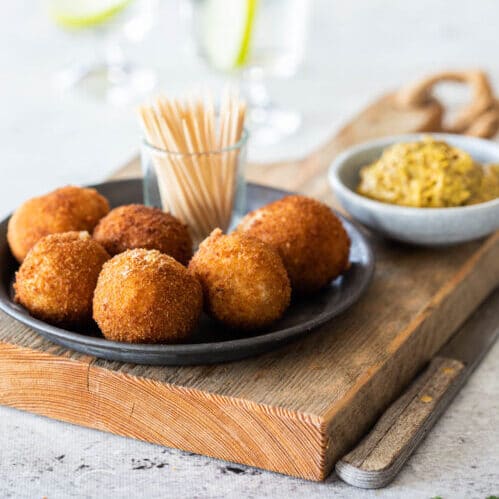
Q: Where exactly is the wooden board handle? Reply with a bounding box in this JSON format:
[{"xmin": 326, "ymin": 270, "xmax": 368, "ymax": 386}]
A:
[{"xmin": 335, "ymin": 357, "xmax": 465, "ymax": 489}]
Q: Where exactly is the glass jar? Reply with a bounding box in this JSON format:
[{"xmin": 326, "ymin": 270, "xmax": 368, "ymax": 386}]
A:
[{"xmin": 141, "ymin": 129, "xmax": 248, "ymax": 246}]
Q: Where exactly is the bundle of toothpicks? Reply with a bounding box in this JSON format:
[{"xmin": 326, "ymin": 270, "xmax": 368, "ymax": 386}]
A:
[{"xmin": 138, "ymin": 90, "xmax": 246, "ymax": 245}]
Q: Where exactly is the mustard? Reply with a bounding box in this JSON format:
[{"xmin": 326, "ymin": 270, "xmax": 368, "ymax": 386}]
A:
[{"xmin": 357, "ymin": 136, "xmax": 498, "ymax": 208}]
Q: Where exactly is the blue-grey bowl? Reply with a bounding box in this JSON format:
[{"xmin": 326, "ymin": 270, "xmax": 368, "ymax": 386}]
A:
[{"xmin": 328, "ymin": 133, "xmax": 499, "ymax": 246}]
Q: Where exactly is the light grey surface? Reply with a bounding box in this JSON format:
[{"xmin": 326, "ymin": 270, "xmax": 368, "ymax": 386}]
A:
[
  {"xmin": 329, "ymin": 133, "xmax": 499, "ymax": 245},
  {"xmin": 1, "ymin": 341, "xmax": 498, "ymax": 499},
  {"xmin": 1, "ymin": 1, "xmax": 499, "ymax": 497}
]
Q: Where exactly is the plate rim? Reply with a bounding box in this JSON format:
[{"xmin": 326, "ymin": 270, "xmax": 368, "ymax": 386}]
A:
[{"xmin": 0, "ymin": 179, "xmax": 375, "ymax": 359}]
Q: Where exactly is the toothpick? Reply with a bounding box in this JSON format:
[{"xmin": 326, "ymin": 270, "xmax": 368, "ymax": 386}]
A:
[{"xmin": 137, "ymin": 90, "xmax": 246, "ymax": 245}]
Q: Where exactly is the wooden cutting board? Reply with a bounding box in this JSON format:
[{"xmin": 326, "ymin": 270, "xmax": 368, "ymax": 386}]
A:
[{"xmin": 1, "ymin": 92, "xmax": 498, "ymax": 481}]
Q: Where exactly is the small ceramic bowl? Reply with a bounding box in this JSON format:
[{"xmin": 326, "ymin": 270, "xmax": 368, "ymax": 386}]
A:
[{"xmin": 328, "ymin": 133, "xmax": 499, "ymax": 246}]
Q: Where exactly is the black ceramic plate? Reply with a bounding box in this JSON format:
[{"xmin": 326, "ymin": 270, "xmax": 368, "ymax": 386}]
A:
[{"xmin": 0, "ymin": 179, "xmax": 374, "ymax": 365}]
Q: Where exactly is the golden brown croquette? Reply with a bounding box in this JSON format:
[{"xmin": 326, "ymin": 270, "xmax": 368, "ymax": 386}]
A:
[
  {"xmin": 14, "ymin": 231, "xmax": 110, "ymax": 325},
  {"xmin": 188, "ymin": 229, "xmax": 291, "ymax": 330},
  {"xmin": 237, "ymin": 195, "xmax": 350, "ymax": 294},
  {"xmin": 93, "ymin": 249, "xmax": 202, "ymax": 343},
  {"xmin": 93, "ymin": 204, "xmax": 192, "ymax": 264},
  {"xmin": 7, "ymin": 185, "xmax": 110, "ymax": 262}
]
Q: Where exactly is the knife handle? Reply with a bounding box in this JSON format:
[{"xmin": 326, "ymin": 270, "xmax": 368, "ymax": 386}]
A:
[{"xmin": 335, "ymin": 356, "xmax": 465, "ymax": 489}]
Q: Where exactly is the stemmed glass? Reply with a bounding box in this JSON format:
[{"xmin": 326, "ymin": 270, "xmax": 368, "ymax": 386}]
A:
[
  {"xmin": 186, "ymin": 0, "xmax": 311, "ymax": 145},
  {"xmin": 47, "ymin": 0, "xmax": 158, "ymax": 104}
]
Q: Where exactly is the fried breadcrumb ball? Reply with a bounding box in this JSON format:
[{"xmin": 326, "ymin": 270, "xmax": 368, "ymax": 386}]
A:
[
  {"xmin": 237, "ymin": 195, "xmax": 350, "ymax": 294},
  {"xmin": 14, "ymin": 231, "xmax": 110, "ymax": 325},
  {"xmin": 93, "ymin": 204, "xmax": 192, "ymax": 264},
  {"xmin": 7, "ymin": 186, "xmax": 110, "ymax": 262},
  {"xmin": 93, "ymin": 249, "xmax": 202, "ymax": 343},
  {"xmin": 188, "ymin": 229, "xmax": 291, "ymax": 330}
]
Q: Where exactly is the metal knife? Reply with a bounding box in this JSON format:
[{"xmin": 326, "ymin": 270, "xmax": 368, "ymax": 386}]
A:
[{"xmin": 335, "ymin": 288, "xmax": 499, "ymax": 489}]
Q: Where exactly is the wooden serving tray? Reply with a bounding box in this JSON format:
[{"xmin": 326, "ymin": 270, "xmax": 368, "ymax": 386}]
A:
[{"xmin": 1, "ymin": 92, "xmax": 498, "ymax": 481}]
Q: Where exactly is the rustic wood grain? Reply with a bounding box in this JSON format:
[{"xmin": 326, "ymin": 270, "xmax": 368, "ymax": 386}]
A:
[
  {"xmin": 335, "ymin": 287, "xmax": 499, "ymax": 488},
  {"xmin": 1, "ymin": 91, "xmax": 498, "ymax": 481},
  {"xmin": 335, "ymin": 357, "xmax": 465, "ymax": 488},
  {"xmin": 340, "ymin": 357, "xmax": 466, "ymax": 470}
]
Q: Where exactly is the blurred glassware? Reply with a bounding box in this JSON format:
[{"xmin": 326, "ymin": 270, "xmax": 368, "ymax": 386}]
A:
[
  {"xmin": 47, "ymin": 0, "xmax": 158, "ymax": 104},
  {"xmin": 187, "ymin": 0, "xmax": 311, "ymax": 145}
]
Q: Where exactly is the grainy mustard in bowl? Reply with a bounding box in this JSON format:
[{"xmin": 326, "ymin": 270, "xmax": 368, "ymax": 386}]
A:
[
  {"xmin": 328, "ymin": 134, "xmax": 499, "ymax": 246},
  {"xmin": 357, "ymin": 136, "xmax": 498, "ymax": 208}
]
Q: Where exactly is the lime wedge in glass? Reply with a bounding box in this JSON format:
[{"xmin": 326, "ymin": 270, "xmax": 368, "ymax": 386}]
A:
[
  {"xmin": 48, "ymin": 0, "xmax": 132, "ymax": 29},
  {"xmin": 201, "ymin": 0, "xmax": 258, "ymax": 71}
]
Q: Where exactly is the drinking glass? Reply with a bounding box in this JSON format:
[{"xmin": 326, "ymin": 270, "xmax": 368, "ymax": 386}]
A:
[
  {"xmin": 186, "ymin": 0, "xmax": 311, "ymax": 145},
  {"xmin": 47, "ymin": 0, "xmax": 158, "ymax": 104}
]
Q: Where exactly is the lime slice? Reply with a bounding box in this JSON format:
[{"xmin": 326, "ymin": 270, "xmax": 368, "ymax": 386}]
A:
[
  {"xmin": 202, "ymin": 0, "xmax": 258, "ymax": 71},
  {"xmin": 48, "ymin": 0, "xmax": 132, "ymax": 29}
]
